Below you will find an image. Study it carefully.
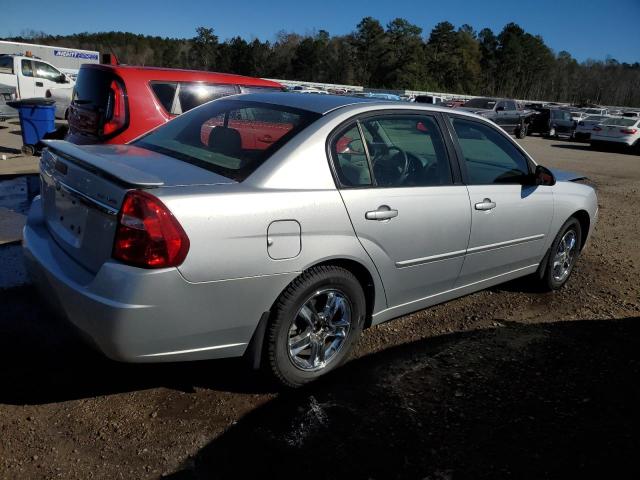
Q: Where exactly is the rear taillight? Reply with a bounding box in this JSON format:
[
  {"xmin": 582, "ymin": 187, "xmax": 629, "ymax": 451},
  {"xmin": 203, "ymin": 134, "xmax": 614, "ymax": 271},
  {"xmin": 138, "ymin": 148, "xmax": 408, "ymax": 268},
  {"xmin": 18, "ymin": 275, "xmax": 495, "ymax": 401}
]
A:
[
  {"xmin": 592, "ymin": 126, "xmax": 602, "ymax": 132},
  {"xmin": 103, "ymin": 79, "xmax": 127, "ymax": 137},
  {"xmin": 113, "ymin": 190, "xmax": 189, "ymax": 269},
  {"xmin": 620, "ymin": 128, "xmax": 637, "ymax": 134}
]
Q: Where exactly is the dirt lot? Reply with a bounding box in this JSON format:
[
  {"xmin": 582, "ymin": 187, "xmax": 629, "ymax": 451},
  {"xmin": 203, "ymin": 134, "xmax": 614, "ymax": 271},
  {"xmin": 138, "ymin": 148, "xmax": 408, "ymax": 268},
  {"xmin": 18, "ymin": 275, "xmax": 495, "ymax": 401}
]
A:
[{"xmin": 0, "ymin": 136, "xmax": 639, "ymax": 479}]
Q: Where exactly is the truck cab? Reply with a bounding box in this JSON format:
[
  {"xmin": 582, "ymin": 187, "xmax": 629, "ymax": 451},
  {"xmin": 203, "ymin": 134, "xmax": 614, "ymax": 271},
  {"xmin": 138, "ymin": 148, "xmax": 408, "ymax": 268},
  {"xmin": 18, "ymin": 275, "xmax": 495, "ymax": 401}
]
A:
[{"xmin": 0, "ymin": 54, "xmax": 74, "ymax": 100}]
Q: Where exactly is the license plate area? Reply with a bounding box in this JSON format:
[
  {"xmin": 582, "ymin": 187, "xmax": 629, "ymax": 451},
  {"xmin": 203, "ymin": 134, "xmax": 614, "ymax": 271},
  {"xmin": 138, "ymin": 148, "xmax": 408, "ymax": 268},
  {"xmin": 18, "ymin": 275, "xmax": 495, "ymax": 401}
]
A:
[{"xmin": 53, "ymin": 186, "xmax": 88, "ymax": 246}]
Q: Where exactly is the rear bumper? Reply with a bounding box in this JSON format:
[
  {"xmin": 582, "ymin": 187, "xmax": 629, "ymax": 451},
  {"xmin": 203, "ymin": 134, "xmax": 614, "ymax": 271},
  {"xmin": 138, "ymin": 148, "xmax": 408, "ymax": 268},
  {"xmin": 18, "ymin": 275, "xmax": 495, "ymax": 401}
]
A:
[
  {"xmin": 591, "ymin": 136, "xmax": 635, "ymax": 147},
  {"xmin": 23, "ymin": 196, "xmax": 297, "ymax": 362}
]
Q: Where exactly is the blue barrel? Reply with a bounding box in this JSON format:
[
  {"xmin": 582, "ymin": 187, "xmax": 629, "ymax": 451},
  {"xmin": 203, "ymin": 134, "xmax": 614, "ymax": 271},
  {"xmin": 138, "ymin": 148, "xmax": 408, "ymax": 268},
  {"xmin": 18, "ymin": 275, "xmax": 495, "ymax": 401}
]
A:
[{"xmin": 7, "ymin": 98, "xmax": 56, "ymax": 155}]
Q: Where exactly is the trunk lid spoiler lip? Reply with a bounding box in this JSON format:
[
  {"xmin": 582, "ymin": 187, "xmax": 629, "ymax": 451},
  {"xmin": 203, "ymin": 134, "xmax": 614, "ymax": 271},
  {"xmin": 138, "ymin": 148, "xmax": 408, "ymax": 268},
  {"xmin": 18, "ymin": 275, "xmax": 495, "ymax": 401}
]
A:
[{"xmin": 42, "ymin": 140, "xmax": 165, "ymax": 187}]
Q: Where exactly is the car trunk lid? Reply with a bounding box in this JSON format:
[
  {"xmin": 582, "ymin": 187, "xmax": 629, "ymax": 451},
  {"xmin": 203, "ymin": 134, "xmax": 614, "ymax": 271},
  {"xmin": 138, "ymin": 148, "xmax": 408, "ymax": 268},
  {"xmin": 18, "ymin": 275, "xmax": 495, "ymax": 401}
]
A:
[{"xmin": 40, "ymin": 140, "xmax": 234, "ymax": 273}]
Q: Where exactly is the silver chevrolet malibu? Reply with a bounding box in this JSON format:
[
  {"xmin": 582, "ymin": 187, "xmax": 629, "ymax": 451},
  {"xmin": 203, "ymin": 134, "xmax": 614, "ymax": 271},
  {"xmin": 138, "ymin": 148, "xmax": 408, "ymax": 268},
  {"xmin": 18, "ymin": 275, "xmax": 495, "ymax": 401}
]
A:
[{"xmin": 24, "ymin": 93, "xmax": 598, "ymax": 386}]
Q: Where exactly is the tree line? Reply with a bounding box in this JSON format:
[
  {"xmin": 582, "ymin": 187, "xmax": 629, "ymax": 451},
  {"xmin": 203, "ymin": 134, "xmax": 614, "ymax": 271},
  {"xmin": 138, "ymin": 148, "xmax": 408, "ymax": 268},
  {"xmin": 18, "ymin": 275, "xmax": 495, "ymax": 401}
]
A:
[{"xmin": 8, "ymin": 18, "xmax": 640, "ymax": 107}]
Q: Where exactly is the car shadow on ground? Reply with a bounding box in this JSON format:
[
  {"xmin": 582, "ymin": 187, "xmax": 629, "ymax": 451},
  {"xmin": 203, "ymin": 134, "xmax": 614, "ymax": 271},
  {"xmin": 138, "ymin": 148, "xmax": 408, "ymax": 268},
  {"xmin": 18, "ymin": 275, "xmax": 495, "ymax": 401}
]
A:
[
  {"xmin": 550, "ymin": 143, "xmax": 593, "ymax": 152},
  {"xmin": 0, "ymin": 286, "xmax": 277, "ymax": 404},
  {"xmin": 165, "ymin": 316, "xmax": 640, "ymax": 480}
]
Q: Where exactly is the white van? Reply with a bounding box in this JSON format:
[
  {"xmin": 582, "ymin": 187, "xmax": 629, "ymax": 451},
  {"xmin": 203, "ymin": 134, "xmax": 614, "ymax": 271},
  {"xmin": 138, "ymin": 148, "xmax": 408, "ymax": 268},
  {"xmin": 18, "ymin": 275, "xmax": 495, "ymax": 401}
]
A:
[{"xmin": 0, "ymin": 54, "xmax": 75, "ymax": 101}]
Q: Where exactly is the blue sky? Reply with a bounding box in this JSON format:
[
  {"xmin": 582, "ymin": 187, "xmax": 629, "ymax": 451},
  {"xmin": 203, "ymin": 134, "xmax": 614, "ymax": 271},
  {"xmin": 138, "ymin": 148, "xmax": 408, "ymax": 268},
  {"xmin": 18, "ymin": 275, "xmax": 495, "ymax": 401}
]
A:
[{"xmin": 1, "ymin": 0, "xmax": 639, "ymax": 63}]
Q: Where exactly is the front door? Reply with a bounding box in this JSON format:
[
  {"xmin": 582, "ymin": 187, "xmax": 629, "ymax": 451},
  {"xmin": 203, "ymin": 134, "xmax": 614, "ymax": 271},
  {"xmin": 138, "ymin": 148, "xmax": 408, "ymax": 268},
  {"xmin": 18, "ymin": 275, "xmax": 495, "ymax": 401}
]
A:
[
  {"xmin": 18, "ymin": 59, "xmax": 36, "ymax": 99},
  {"xmin": 330, "ymin": 113, "xmax": 471, "ymax": 308},
  {"xmin": 447, "ymin": 115, "xmax": 554, "ymax": 286}
]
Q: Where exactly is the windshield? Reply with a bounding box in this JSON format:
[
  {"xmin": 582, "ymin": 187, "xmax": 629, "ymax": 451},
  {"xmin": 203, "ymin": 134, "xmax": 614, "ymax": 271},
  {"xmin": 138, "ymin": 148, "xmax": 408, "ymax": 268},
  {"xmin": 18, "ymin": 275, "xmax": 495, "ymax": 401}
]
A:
[
  {"xmin": 463, "ymin": 98, "xmax": 497, "ymax": 109},
  {"xmin": 135, "ymin": 100, "xmax": 321, "ymax": 181}
]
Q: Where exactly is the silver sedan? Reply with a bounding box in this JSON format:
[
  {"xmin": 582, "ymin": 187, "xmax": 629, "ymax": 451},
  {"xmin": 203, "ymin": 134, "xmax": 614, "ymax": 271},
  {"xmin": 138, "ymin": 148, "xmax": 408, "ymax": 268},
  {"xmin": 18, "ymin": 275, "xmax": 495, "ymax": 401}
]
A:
[{"xmin": 23, "ymin": 93, "xmax": 598, "ymax": 386}]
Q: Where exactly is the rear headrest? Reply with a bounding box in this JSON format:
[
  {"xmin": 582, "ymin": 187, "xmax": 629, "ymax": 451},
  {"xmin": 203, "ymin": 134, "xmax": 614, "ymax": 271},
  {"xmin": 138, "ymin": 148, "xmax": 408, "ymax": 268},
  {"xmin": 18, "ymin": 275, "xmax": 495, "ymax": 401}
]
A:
[{"xmin": 208, "ymin": 126, "xmax": 242, "ymax": 156}]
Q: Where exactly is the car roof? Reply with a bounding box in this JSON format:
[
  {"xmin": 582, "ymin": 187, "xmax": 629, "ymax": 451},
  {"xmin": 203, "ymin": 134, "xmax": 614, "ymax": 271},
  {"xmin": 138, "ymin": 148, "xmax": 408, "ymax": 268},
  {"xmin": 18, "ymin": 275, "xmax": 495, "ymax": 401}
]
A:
[
  {"xmin": 81, "ymin": 64, "xmax": 282, "ymax": 88},
  {"xmin": 228, "ymin": 92, "xmax": 384, "ymax": 114}
]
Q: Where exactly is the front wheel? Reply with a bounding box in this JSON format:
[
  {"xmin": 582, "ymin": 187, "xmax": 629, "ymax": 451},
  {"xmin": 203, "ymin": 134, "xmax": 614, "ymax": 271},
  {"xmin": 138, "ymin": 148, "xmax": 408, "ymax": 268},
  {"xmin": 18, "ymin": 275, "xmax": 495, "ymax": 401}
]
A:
[
  {"xmin": 266, "ymin": 266, "xmax": 366, "ymax": 387},
  {"xmin": 539, "ymin": 218, "xmax": 582, "ymax": 290},
  {"xmin": 515, "ymin": 123, "xmax": 528, "ymax": 139}
]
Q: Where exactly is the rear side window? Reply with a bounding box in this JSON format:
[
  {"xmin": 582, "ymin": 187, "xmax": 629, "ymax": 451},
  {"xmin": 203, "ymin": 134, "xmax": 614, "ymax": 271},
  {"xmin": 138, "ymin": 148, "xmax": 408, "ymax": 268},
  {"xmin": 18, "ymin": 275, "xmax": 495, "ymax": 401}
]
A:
[
  {"xmin": 21, "ymin": 60, "xmax": 33, "ymax": 77},
  {"xmin": 151, "ymin": 82, "xmax": 238, "ymax": 115},
  {"xmin": 332, "ymin": 124, "xmax": 372, "ymax": 187},
  {"xmin": 0, "ymin": 56, "xmax": 13, "ymax": 74},
  {"xmin": 134, "ymin": 99, "xmax": 320, "ymax": 181},
  {"xmin": 449, "ymin": 117, "xmax": 530, "ymax": 185}
]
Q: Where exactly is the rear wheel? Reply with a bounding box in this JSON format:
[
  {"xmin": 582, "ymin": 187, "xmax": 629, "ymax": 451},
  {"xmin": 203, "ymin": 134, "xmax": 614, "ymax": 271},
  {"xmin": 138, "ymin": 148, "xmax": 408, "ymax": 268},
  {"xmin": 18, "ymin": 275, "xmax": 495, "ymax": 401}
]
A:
[
  {"xmin": 266, "ymin": 266, "xmax": 366, "ymax": 387},
  {"xmin": 539, "ymin": 218, "xmax": 582, "ymax": 290},
  {"xmin": 515, "ymin": 122, "xmax": 528, "ymax": 139}
]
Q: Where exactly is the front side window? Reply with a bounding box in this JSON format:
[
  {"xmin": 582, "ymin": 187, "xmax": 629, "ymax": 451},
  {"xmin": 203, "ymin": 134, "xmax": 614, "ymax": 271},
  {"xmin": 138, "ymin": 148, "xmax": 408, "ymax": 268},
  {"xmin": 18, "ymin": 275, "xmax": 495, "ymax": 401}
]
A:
[
  {"xmin": 21, "ymin": 60, "xmax": 33, "ymax": 77},
  {"xmin": 449, "ymin": 117, "xmax": 531, "ymax": 185},
  {"xmin": 34, "ymin": 61, "xmax": 62, "ymax": 82},
  {"xmin": 135, "ymin": 100, "xmax": 320, "ymax": 181}
]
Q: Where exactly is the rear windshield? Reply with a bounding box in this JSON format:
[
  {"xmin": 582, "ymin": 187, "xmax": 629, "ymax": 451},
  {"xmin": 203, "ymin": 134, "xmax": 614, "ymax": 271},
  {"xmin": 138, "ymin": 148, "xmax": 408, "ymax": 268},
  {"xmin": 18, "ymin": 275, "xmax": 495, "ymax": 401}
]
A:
[
  {"xmin": 463, "ymin": 98, "xmax": 497, "ymax": 109},
  {"xmin": 134, "ymin": 100, "xmax": 321, "ymax": 181},
  {"xmin": 603, "ymin": 117, "xmax": 638, "ymax": 127},
  {"xmin": 551, "ymin": 110, "xmax": 572, "ymax": 120},
  {"xmin": 72, "ymin": 67, "xmax": 115, "ymax": 109}
]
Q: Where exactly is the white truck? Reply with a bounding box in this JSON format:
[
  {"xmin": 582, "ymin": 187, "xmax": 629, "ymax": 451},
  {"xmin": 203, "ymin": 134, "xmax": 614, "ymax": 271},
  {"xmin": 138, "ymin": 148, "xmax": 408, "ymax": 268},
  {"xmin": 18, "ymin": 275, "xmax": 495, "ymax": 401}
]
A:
[{"xmin": 0, "ymin": 54, "xmax": 75, "ymax": 118}]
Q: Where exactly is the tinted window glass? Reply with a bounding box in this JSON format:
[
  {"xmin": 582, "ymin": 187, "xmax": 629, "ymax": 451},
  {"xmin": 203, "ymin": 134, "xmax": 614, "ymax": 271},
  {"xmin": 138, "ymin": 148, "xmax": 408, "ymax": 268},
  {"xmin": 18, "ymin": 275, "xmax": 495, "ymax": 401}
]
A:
[
  {"xmin": 359, "ymin": 115, "xmax": 452, "ymax": 187},
  {"xmin": 331, "ymin": 124, "xmax": 372, "ymax": 187},
  {"xmin": 464, "ymin": 98, "xmax": 497, "ymax": 109},
  {"xmin": 150, "ymin": 82, "xmax": 177, "ymax": 113},
  {"xmin": 175, "ymin": 83, "xmax": 237, "ymax": 113},
  {"xmin": 450, "ymin": 117, "xmax": 530, "ymax": 185},
  {"xmin": 0, "ymin": 56, "xmax": 13, "ymax": 74},
  {"xmin": 239, "ymin": 85, "xmax": 281, "ymax": 94},
  {"xmin": 135, "ymin": 100, "xmax": 320, "ymax": 181},
  {"xmin": 505, "ymin": 101, "xmax": 517, "ymax": 110},
  {"xmin": 21, "ymin": 60, "xmax": 33, "ymax": 77},
  {"xmin": 72, "ymin": 67, "xmax": 114, "ymax": 109},
  {"xmin": 34, "ymin": 61, "xmax": 62, "ymax": 82}
]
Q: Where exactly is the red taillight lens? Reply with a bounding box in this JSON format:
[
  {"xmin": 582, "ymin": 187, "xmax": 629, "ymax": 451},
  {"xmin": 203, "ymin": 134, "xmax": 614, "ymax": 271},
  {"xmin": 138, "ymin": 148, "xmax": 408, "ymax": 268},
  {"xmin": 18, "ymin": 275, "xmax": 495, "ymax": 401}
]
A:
[
  {"xmin": 113, "ymin": 190, "xmax": 189, "ymax": 268},
  {"xmin": 592, "ymin": 126, "xmax": 602, "ymax": 132},
  {"xmin": 620, "ymin": 128, "xmax": 637, "ymax": 134},
  {"xmin": 103, "ymin": 79, "xmax": 127, "ymax": 136}
]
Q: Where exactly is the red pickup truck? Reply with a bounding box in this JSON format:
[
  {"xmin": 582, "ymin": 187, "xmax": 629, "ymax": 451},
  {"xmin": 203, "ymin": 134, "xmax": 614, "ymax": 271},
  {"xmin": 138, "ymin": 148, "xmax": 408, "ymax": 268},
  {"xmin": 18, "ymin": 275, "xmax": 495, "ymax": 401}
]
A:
[{"xmin": 67, "ymin": 64, "xmax": 283, "ymax": 145}]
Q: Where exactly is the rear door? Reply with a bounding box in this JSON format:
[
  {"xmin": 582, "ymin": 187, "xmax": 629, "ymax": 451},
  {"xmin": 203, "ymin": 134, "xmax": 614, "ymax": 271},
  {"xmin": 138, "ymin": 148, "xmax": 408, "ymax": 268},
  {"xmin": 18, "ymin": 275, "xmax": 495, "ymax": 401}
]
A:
[
  {"xmin": 18, "ymin": 59, "xmax": 36, "ymax": 98},
  {"xmin": 446, "ymin": 115, "xmax": 553, "ymax": 286},
  {"xmin": 331, "ymin": 112, "xmax": 471, "ymax": 308}
]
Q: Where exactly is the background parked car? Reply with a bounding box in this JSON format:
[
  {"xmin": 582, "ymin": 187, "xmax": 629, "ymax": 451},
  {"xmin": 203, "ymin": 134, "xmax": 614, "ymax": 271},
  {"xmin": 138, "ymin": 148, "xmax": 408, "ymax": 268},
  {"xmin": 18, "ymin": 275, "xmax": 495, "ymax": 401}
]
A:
[
  {"xmin": 591, "ymin": 117, "xmax": 640, "ymax": 153},
  {"xmin": 584, "ymin": 107, "xmax": 609, "ymax": 116},
  {"xmin": 456, "ymin": 97, "xmax": 531, "ymax": 138},
  {"xmin": 0, "ymin": 83, "xmax": 17, "ymax": 120},
  {"xmin": 574, "ymin": 115, "xmax": 609, "ymax": 142},
  {"xmin": 528, "ymin": 108, "xmax": 576, "ymax": 138},
  {"xmin": 66, "ymin": 64, "xmax": 283, "ymax": 145}
]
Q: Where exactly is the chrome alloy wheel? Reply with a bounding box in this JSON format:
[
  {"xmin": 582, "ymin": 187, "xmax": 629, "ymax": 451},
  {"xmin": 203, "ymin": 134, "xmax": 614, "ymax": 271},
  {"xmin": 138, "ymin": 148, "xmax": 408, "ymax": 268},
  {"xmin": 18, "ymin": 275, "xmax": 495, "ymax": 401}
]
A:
[
  {"xmin": 552, "ymin": 229, "xmax": 577, "ymax": 282},
  {"xmin": 287, "ymin": 289, "xmax": 352, "ymax": 372}
]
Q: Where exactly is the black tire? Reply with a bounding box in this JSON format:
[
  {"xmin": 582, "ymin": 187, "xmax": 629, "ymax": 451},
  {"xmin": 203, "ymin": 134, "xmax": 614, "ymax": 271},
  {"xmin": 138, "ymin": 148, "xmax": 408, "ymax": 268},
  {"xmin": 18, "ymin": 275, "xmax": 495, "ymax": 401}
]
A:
[
  {"xmin": 515, "ymin": 123, "xmax": 527, "ymax": 139},
  {"xmin": 266, "ymin": 265, "xmax": 366, "ymax": 387},
  {"xmin": 538, "ymin": 217, "xmax": 582, "ymax": 291}
]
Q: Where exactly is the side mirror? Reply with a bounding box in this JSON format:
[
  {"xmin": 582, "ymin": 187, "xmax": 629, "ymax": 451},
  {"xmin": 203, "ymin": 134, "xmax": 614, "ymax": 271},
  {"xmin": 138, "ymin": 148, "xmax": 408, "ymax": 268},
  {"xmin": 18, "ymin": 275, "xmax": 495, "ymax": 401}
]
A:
[{"xmin": 533, "ymin": 165, "xmax": 555, "ymax": 186}]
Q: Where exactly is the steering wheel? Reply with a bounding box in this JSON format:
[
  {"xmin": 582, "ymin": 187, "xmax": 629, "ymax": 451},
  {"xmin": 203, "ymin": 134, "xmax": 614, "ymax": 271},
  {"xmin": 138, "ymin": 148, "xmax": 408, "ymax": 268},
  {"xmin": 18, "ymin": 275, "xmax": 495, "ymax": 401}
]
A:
[{"xmin": 372, "ymin": 145, "xmax": 409, "ymax": 186}]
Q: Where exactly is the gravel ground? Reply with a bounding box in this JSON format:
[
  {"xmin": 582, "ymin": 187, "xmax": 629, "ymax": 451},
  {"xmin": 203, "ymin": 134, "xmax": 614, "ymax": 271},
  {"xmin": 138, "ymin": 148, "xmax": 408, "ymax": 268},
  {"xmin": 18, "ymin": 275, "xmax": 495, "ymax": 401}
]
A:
[{"xmin": 0, "ymin": 136, "xmax": 638, "ymax": 479}]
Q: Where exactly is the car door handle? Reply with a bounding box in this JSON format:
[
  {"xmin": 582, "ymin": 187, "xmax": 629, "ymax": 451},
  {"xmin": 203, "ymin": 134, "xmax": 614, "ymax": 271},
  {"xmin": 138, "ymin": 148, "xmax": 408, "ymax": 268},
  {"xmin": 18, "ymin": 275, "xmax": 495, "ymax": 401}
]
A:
[
  {"xmin": 365, "ymin": 205, "xmax": 398, "ymax": 221},
  {"xmin": 36, "ymin": 81, "xmax": 43, "ymax": 87},
  {"xmin": 475, "ymin": 198, "xmax": 496, "ymax": 211}
]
